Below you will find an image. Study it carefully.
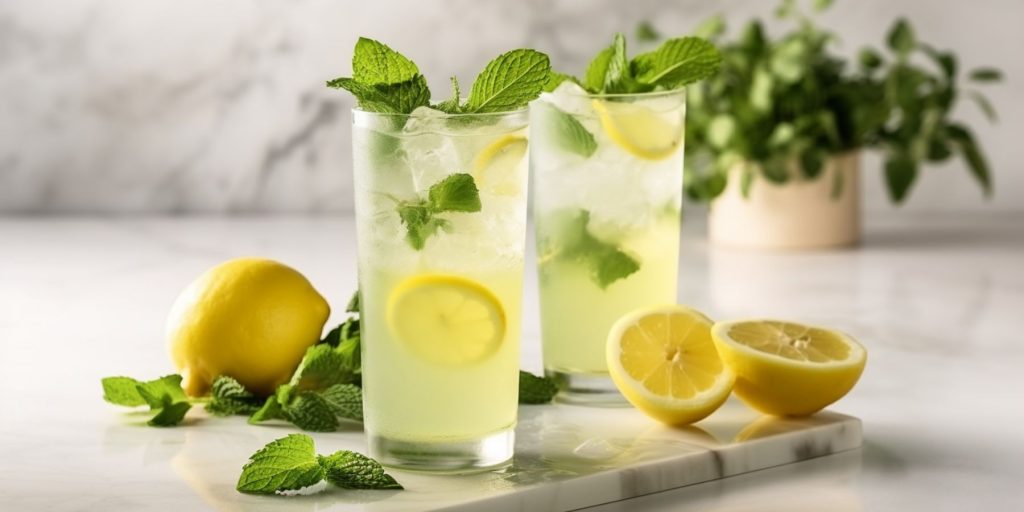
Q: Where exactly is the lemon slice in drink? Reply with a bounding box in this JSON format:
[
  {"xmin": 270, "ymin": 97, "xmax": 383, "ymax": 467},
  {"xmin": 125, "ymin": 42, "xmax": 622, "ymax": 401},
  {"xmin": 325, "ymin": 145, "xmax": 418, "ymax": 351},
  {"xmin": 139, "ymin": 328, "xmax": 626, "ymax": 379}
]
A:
[
  {"xmin": 472, "ymin": 134, "xmax": 527, "ymax": 195},
  {"xmin": 711, "ymin": 320, "xmax": 867, "ymax": 416},
  {"xmin": 607, "ymin": 305, "xmax": 735, "ymax": 426},
  {"xmin": 387, "ymin": 274, "xmax": 506, "ymax": 366},
  {"xmin": 592, "ymin": 100, "xmax": 681, "ymax": 160}
]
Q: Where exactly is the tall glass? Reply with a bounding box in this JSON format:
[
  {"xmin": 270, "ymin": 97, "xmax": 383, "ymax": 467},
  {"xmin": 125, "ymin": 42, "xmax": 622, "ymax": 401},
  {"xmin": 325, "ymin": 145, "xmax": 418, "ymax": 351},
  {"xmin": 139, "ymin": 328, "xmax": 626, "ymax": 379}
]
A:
[
  {"xmin": 351, "ymin": 108, "xmax": 529, "ymax": 470},
  {"xmin": 531, "ymin": 88, "xmax": 685, "ymax": 404}
]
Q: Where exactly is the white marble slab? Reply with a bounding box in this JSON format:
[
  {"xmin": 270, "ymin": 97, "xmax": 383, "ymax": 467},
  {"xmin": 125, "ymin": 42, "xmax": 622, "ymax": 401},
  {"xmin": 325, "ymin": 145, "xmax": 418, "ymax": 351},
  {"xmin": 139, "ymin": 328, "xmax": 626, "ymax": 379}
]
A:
[{"xmin": 94, "ymin": 399, "xmax": 859, "ymax": 512}]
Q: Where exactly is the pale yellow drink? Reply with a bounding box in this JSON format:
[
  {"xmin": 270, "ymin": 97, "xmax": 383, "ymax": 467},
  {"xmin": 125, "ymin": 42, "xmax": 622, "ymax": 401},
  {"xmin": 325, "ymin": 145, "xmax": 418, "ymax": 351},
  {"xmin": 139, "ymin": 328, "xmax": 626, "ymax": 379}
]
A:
[
  {"xmin": 531, "ymin": 85, "xmax": 685, "ymax": 403},
  {"xmin": 352, "ymin": 108, "xmax": 529, "ymax": 470}
]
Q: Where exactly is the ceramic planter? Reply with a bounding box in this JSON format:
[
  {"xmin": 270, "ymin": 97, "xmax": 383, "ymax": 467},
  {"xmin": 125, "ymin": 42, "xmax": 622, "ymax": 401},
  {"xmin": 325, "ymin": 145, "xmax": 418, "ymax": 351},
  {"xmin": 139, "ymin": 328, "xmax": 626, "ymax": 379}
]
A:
[{"xmin": 708, "ymin": 151, "xmax": 860, "ymax": 250}]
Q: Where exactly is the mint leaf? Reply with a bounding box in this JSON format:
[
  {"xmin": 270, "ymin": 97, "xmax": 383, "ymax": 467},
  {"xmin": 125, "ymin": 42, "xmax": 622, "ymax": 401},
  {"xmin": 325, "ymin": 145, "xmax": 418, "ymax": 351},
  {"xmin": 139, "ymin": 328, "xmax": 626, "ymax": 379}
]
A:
[
  {"xmin": 602, "ymin": 33, "xmax": 633, "ymax": 93},
  {"xmin": 282, "ymin": 392, "xmax": 338, "ymax": 432},
  {"xmin": 585, "ymin": 45, "xmax": 614, "ymax": 93},
  {"xmin": 633, "ymin": 37, "xmax": 722, "ymax": 88},
  {"xmin": 290, "ymin": 344, "xmax": 357, "ymax": 392},
  {"xmin": 352, "ymin": 37, "xmax": 419, "ymax": 85},
  {"xmin": 320, "ymin": 384, "xmax": 363, "ymax": 422},
  {"xmin": 539, "ymin": 210, "xmax": 640, "ymax": 289},
  {"xmin": 397, "ymin": 203, "xmax": 447, "ymax": 250},
  {"xmin": 102, "ymin": 377, "xmax": 146, "ymax": 406},
  {"xmin": 428, "ymin": 173, "xmax": 482, "ymax": 212},
  {"xmin": 249, "ymin": 395, "xmax": 283, "ymax": 424},
  {"xmin": 206, "ymin": 376, "xmax": 263, "ymax": 417},
  {"xmin": 136, "ymin": 374, "xmax": 189, "ymax": 407},
  {"xmin": 345, "ymin": 290, "xmax": 361, "ymax": 313},
  {"xmin": 534, "ymin": 102, "xmax": 596, "ymax": 158},
  {"xmin": 327, "ymin": 75, "xmax": 430, "ymax": 115},
  {"xmin": 237, "ymin": 434, "xmax": 325, "ymax": 495},
  {"xmin": 465, "ymin": 49, "xmax": 551, "ymax": 113},
  {"xmin": 148, "ymin": 395, "xmax": 192, "ymax": 427},
  {"xmin": 518, "ymin": 371, "xmax": 558, "ymax": 404},
  {"xmin": 318, "ymin": 451, "xmax": 403, "ymax": 490}
]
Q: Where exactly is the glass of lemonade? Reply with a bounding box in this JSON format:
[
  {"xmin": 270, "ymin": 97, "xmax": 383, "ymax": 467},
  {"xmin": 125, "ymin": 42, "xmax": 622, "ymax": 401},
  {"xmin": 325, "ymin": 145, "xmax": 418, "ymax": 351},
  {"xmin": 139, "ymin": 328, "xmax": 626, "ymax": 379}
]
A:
[
  {"xmin": 531, "ymin": 84, "xmax": 686, "ymax": 404},
  {"xmin": 352, "ymin": 107, "xmax": 529, "ymax": 470}
]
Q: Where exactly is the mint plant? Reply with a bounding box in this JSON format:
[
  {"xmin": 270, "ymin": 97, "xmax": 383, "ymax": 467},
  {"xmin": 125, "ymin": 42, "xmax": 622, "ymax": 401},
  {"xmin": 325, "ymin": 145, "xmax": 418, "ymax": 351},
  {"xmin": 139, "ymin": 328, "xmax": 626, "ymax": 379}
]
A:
[{"xmin": 679, "ymin": 0, "xmax": 1002, "ymax": 203}]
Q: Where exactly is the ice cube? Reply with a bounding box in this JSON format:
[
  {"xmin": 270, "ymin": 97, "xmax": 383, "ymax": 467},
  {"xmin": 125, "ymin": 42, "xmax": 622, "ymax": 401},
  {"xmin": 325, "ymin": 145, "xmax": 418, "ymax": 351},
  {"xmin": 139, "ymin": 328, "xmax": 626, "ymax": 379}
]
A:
[
  {"xmin": 539, "ymin": 81, "xmax": 595, "ymax": 118},
  {"xmin": 401, "ymin": 106, "xmax": 463, "ymax": 192}
]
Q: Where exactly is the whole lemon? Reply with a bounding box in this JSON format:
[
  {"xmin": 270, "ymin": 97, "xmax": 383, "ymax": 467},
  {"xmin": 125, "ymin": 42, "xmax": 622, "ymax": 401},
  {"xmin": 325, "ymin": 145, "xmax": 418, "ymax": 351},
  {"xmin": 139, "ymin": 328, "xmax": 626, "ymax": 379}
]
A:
[{"xmin": 167, "ymin": 258, "xmax": 330, "ymax": 397}]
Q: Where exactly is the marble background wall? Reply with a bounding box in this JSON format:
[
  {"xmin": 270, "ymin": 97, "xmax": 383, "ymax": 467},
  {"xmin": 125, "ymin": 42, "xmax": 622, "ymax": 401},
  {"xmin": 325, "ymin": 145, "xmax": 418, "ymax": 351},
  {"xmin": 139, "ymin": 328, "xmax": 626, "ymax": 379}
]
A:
[{"xmin": 1, "ymin": 0, "xmax": 1021, "ymax": 214}]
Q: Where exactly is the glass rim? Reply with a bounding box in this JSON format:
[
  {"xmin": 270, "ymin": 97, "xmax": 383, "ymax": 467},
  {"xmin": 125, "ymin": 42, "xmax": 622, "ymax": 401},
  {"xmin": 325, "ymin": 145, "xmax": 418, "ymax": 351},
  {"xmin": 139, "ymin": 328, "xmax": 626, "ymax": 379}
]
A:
[
  {"xmin": 557, "ymin": 87, "xmax": 686, "ymax": 100},
  {"xmin": 350, "ymin": 106, "xmax": 528, "ymax": 119}
]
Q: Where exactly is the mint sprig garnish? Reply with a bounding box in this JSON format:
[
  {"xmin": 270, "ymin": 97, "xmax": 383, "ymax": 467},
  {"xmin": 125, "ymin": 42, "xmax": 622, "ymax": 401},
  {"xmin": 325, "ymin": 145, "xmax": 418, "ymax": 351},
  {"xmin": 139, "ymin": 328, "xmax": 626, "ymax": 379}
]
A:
[
  {"xmin": 518, "ymin": 371, "xmax": 558, "ymax": 404},
  {"xmin": 326, "ymin": 37, "xmax": 430, "ymax": 115},
  {"xmin": 567, "ymin": 32, "xmax": 721, "ymax": 94},
  {"xmin": 101, "ymin": 374, "xmax": 193, "ymax": 426},
  {"xmin": 395, "ymin": 173, "xmax": 482, "ymax": 250},
  {"xmin": 237, "ymin": 434, "xmax": 402, "ymax": 495},
  {"xmin": 328, "ymin": 38, "xmax": 550, "ymax": 114},
  {"xmin": 539, "ymin": 210, "xmax": 640, "ymax": 289}
]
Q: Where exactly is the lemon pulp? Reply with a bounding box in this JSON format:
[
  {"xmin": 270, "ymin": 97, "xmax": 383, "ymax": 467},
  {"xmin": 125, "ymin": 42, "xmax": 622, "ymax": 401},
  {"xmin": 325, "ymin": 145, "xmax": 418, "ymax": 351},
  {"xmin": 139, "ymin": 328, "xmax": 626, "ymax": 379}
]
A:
[
  {"xmin": 387, "ymin": 273, "xmax": 506, "ymax": 366},
  {"xmin": 607, "ymin": 305, "xmax": 734, "ymax": 425},
  {"xmin": 472, "ymin": 134, "xmax": 528, "ymax": 196},
  {"xmin": 711, "ymin": 319, "xmax": 867, "ymax": 416},
  {"xmin": 592, "ymin": 100, "xmax": 682, "ymax": 160}
]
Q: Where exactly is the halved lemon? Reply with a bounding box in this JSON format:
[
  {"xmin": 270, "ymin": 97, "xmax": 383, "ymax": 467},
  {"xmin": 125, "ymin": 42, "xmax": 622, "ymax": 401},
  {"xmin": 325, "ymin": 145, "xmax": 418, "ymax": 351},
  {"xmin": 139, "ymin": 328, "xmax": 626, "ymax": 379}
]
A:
[
  {"xmin": 387, "ymin": 274, "xmax": 506, "ymax": 366},
  {"xmin": 592, "ymin": 100, "xmax": 682, "ymax": 160},
  {"xmin": 472, "ymin": 134, "xmax": 527, "ymax": 195},
  {"xmin": 607, "ymin": 305, "xmax": 735, "ymax": 426},
  {"xmin": 711, "ymin": 320, "xmax": 867, "ymax": 416}
]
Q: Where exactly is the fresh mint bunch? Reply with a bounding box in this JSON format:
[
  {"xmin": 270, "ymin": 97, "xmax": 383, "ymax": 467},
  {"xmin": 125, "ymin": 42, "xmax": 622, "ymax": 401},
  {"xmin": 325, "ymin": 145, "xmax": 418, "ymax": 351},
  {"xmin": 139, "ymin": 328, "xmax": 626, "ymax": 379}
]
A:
[
  {"xmin": 237, "ymin": 434, "xmax": 402, "ymax": 495},
  {"xmin": 206, "ymin": 375, "xmax": 263, "ymax": 417},
  {"xmin": 395, "ymin": 173, "xmax": 482, "ymax": 250},
  {"xmin": 328, "ymin": 38, "xmax": 550, "ymax": 115},
  {"xmin": 518, "ymin": 371, "xmax": 558, "ymax": 404},
  {"xmin": 102, "ymin": 374, "xmax": 193, "ymax": 427},
  {"xmin": 538, "ymin": 210, "xmax": 640, "ymax": 289},
  {"xmin": 552, "ymin": 32, "xmax": 721, "ymax": 95}
]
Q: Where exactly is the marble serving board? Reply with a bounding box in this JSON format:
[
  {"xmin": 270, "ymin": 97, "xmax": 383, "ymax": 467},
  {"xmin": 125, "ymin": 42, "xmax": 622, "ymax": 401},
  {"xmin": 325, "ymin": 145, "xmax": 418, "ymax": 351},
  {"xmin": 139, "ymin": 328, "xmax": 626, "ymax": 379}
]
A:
[{"xmin": 119, "ymin": 398, "xmax": 861, "ymax": 512}]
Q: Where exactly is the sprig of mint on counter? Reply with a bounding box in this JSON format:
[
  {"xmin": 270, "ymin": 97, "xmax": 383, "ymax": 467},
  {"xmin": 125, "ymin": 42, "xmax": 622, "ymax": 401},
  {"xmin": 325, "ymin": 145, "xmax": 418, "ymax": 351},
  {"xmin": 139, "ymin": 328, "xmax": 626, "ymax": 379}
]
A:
[
  {"xmin": 237, "ymin": 434, "xmax": 402, "ymax": 495},
  {"xmin": 327, "ymin": 37, "xmax": 551, "ymax": 115},
  {"xmin": 102, "ymin": 290, "xmax": 558, "ymax": 428},
  {"xmin": 538, "ymin": 210, "xmax": 641, "ymax": 289}
]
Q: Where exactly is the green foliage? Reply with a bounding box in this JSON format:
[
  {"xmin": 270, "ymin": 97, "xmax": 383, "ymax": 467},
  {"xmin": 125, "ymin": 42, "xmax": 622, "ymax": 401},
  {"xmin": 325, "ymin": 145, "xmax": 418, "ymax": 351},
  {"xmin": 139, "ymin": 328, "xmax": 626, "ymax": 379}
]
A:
[
  {"xmin": 680, "ymin": 0, "xmax": 1001, "ymax": 204},
  {"xmin": 538, "ymin": 209, "xmax": 640, "ymax": 289},
  {"xmin": 518, "ymin": 371, "xmax": 558, "ymax": 404},
  {"xmin": 573, "ymin": 32, "xmax": 720, "ymax": 95},
  {"xmin": 101, "ymin": 374, "xmax": 193, "ymax": 427}
]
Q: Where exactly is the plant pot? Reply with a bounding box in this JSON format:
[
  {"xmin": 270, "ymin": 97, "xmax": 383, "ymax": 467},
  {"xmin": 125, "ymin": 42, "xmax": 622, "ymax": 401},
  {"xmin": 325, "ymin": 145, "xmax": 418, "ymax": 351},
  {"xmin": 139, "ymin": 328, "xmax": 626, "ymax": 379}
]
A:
[{"xmin": 707, "ymin": 151, "xmax": 860, "ymax": 250}]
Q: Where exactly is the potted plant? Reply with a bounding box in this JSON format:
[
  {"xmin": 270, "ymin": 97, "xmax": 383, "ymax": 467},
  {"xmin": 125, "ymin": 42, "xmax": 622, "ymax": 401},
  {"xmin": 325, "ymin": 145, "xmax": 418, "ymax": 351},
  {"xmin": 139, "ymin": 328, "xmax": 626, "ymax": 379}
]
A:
[{"xmin": 673, "ymin": 0, "xmax": 1002, "ymax": 249}]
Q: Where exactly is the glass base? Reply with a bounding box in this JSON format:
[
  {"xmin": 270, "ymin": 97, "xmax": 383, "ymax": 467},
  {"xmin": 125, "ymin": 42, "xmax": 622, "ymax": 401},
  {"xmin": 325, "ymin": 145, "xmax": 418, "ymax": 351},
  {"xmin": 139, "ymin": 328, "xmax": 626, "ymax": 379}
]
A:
[
  {"xmin": 368, "ymin": 428, "xmax": 514, "ymax": 473},
  {"xmin": 546, "ymin": 370, "xmax": 630, "ymax": 407}
]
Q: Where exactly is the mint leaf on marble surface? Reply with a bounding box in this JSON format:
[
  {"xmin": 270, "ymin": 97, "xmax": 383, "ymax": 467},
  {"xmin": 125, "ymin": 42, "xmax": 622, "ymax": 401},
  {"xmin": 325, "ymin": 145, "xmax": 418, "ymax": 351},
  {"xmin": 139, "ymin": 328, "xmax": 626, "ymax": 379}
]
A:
[
  {"xmin": 102, "ymin": 376, "xmax": 147, "ymax": 407},
  {"xmin": 289, "ymin": 344, "xmax": 358, "ymax": 392},
  {"xmin": 237, "ymin": 434, "xmax": 325, "ymax": 495},
  {"xmin": 320, "ymin": 384, "xmax": 364, "ymax": 422},
  {"xmin": 249, "ymin": 395, "xmax": 284, "ymax": 424},
  {"xmin": 319, "ymin": 451, "xmax": 403, "ymax": 490},
  {"xmin": 464, "ymin": 49, "xmax": 551, "ymax": 113},
  {"xmin": 282, "ymin": 392, "xmax": 339, "ymax": 432},
  {"xmin": 206, "ymin": 375, "xmax": 263, "ymax": 417},
  {"xmin": 518, "ymin": 371, "xmax": 558, "ymax": 404},
  {"xmin": 632, "ymin": 37, "xmax": 722, "ymax": 88},
  {"xmin": 102, "ymin": 374, "xmax": 192, "ymax": 426},
  {"xmin": 534, "ymin": 102, "xmax": 597, "ymax": 158},
  {"xmin": 396, "ymin": 173, "xmax": 482, "ymax": 250}
]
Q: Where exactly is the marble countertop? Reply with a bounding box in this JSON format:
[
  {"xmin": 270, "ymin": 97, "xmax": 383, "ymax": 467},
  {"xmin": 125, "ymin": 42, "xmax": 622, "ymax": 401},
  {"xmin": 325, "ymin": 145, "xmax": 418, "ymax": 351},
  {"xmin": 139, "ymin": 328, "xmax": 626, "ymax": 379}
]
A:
[{"xmin": 1, "ymin": 213, "xmax": 1022, "ymax": 510}]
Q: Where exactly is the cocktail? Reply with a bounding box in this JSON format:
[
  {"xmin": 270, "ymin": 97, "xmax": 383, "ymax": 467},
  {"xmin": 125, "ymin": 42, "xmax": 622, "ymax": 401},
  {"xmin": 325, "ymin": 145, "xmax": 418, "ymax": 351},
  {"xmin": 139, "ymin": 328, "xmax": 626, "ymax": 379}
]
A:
[
  {"xmin": 531, "ymin": 34, "xmax": 719, "ymax": 403},
  {"xmin": 334, "ymin": 38, "xmax": 549, "ymax": 470}
]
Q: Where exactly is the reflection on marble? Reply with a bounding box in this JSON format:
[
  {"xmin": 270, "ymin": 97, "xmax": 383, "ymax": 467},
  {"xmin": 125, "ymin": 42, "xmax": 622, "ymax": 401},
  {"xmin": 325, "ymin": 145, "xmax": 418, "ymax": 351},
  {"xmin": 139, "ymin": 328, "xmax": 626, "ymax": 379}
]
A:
[{"xmin": 1, "ymin": 0, "xmax": 1020, "ymax": 213}]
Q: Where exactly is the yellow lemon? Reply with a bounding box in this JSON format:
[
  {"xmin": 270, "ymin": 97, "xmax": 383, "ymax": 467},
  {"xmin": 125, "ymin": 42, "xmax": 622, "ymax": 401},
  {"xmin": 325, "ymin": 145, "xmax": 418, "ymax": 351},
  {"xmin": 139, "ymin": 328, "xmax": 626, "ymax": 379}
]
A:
[
  {"xmin": 472, "ymin": 134, "xmax": 527, "ymax": 196},
  {"xmin": 592, "ymin": 99, "xmax": 682, "ymax": 160},
  {"xmin": 166, "ymin": 258, "xmax": 329, "ymax": 397},
  {"xmin": 711, "ymin": 320, "xmax": 867, "ymax": 416},
  {"xmin": 387, "ymin": 273, "xmax": 505, "ymax": 366},
  {"xmin": 607, "ymin": 305, "xmax": 735, "ymax": 426}
]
